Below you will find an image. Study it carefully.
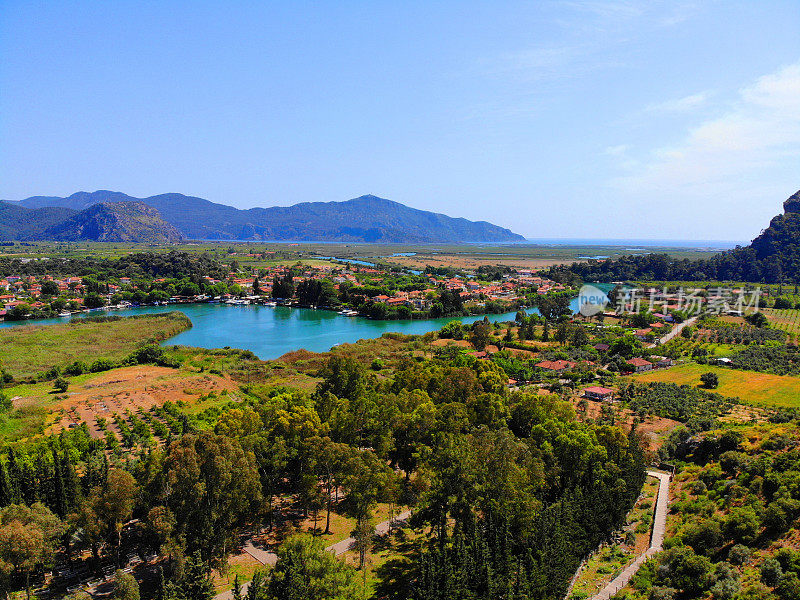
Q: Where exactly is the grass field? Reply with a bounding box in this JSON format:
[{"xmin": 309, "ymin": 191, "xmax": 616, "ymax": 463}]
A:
[
  {"xmin": 628, "ymin": 363, "xmax": 800, "ymax": 407},
  {"xmin": 0, "ymin": 312, "xmax": 191, "ymax": 378}
]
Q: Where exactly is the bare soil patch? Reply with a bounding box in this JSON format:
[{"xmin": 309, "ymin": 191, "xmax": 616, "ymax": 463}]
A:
[{"xmin": 45, "ymin": 365, "xmax": 238, "ymax": 437}]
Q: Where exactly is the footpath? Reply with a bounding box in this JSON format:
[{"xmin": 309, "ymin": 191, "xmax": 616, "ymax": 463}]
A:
[
  {"xmin": 214, "ymin": 509, "xmax": 412, "ymax": 600},
  {"xmin": 586, "ymin": 470, "xmax": 671, "ymax": 600}
]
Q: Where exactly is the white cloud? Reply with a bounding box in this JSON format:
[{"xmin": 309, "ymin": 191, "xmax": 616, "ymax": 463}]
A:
[
  {"xmin": 646, "ymin": 92, "xmax": 709, "ymax": 113},
  {"xmin": 612, "ymin": 61, "xmax": 800, "ymax": 194},
  {"xmin": 495, "ymin": 46, "xmax": 579, "ymax": 73},
  {"xmin": 604, "ymin": 144, "xmax": 629, "ymax": 156}
]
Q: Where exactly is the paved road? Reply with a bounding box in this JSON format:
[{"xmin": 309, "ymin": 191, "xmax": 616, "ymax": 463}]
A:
[
  {"xmin": 324, "ymin": 509, "xmax": 412, "ymax": 556},
  {"xmin": 651, "ymin": 316, "xmax": 697, "ymax": 347},
  {"xmin": 214, "ymin": 510, "xmax": 412, "ymax": 600},
  {"xmin": 588, "ymin": 470, "xmax": 670, "ymax": 600}
]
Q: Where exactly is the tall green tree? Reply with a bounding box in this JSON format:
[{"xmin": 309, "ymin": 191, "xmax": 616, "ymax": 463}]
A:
[
  {"xmin": 0, "ymin": 503, "xmax": 64, "ymax": 600},
  {"xmin": 265, "ymin": 534, "xmax": 359, "ymax": 600},
  {"xmin": 158, "ymin": 433, "xmax": 262, "ymax": 566}
]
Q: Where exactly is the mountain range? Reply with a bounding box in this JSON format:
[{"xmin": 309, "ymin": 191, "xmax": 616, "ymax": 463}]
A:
[{"xmin": 0, "ymin": 191, "xmax": 525, "ymax": 243}]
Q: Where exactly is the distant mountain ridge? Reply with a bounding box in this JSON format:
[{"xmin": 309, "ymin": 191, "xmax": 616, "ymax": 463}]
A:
[
  {"xmin": 3, "ymin": 191, "xmax": 525, "ymax": 243},
  {"xmin": 0, "ymin": 203, "xmax": 77, "ymax": 240}
]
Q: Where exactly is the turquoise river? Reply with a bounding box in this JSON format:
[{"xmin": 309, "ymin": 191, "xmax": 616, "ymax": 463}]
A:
[{"xmin": 0, "ymin": 299, "xmax": 580, "ymax": 360}]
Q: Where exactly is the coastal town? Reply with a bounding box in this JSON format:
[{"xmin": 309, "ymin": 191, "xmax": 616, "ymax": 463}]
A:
[{"xmin": 0, "ymin": 254, "xmax": 571, "ymax": 321}]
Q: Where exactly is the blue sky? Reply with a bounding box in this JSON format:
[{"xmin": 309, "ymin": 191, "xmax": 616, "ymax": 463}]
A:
[{"xmin": 1, "ymin": 1, "xmax": 798, "ymax": 240}]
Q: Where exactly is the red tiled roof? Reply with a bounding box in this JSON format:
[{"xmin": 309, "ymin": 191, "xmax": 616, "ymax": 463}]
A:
[
  {"xmin": 584, "ymin": 386, "xmax": 614, "ymax": 395},
  {"xmin": 627, "ymin": 358, "xmax": 652, "ymax": 367},
  {"xmin": 536, "ymin": 359, "xmax": 577, "ymax": 371}
]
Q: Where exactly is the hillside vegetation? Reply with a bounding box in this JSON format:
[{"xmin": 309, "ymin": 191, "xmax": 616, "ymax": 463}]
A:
[{"xmin": 43, "ymin": 201, "xmax": 184, "ymax": 243}]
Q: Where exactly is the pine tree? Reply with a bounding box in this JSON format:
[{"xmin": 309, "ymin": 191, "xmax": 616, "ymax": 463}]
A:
[
  {"xmin": 244, "ymin": 570, "xmax": 263, "ymax": 600},
  {"xmin": 178, "ymin": 552, "xmax": 214, "ymax": 600},
  {"xmin": 52, "ymin": 449, "xmax": 68, "ymax": 518},
  {"xmin": 6, "ymin": 448, "xmax": 22, "ymax": 503},
  {"xmin": 62, "ymin": 453, "xmax": 81, "ymax": 513}
]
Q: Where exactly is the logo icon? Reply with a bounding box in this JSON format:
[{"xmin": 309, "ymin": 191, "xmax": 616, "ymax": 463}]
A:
[{"xmin": 578, "ymin": 284, "xmax": 609, "ymax": 317}]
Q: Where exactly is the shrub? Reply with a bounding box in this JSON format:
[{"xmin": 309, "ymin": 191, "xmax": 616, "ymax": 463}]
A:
[
  {"xmin": 90, "ymin": 358, "xmax": 116, "ymax": 373},
  {"xmin": 682, "ymin": 519, "xmax": 723, "ymax": 556},
  {"xmin": 131, "ymin": 344, "xmax": 164, "ymax": 364},
  {"xmin": 157, "ymin": 355, "xmax": 182, "ymax": 368},
  {"xmin": 649, "ymin": 587, "xmax": 677, "ymax": 600},
  {"xmin": 53, "ymin": 377, "xmax": 69, "ymax": 393},
  {"xmin": 700, "ymin": 372, "xmax": 719, "ymax": 389},
  {"xmin": 657, "ymin": 547, "xmax": 714, "ymax": 596},
  {"xmin": 711, "ymin": 578, "xmax": 741, "ymax": 600},
  {"xmin": 42, "ymin": 365, "xmax": 61, "ymax": 381},
  {"xmin": 777, "ymin": 572, "xmax": 800, "ymax": 600},
  {"xmin": 64, "ymin": 360, "xmax": 88, "ymax": 376},
  {"xmin": 760, "ymin": 557, "xmax": 783, "ymax": 586},
  {"xmin": 724, "ymin": 506, "xmax": 761, "ymax": 545},
  {"xmin": 728, "ymin": 544, "xmax": 751, "ymax": 565}
]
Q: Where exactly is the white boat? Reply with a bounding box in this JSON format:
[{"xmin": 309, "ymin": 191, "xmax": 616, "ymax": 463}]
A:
[
  {"xmin": 58, "ymin": 311, "xmax": 71, "ymax": 317},
  {"xmin": 226, "ymin": 298, "xmax": 249, "ymax": 305}
]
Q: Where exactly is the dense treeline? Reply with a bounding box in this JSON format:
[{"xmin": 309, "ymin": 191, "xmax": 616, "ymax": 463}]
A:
[
  {"xmin": 544, "ymin": 244, "xmax": 794, "ymax": 285},
  {"xmin": 728, "ymin": 345, "xmax": 800, "ymax": 376},
  {"xmin": 412, "ymin": 423, "xmax": 645, "ymax": 599},
  {"xmin": 619, "ymin": 382, "xmax": 735, "ymax": 431},
  {"xmin": 0, "ymin": 250, "xmax": 228, "ymax": 280},
  {"xmin": 700, "ymin": 323, "xmax": 786, "ymax": 345}
]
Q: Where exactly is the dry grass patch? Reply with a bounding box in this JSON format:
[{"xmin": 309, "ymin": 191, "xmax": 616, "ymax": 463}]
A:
[
  {"xmin": 0, "ymin": 313, "xmax": 190, "ymax": 379},
  {"xmin": 630, "ymin": 363, "xmax": 800, "ymax": 407}
]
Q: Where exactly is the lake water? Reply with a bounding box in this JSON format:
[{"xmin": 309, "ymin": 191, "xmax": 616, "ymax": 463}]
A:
[{"xmin": 0, "ymin": 299, "xmax": 580, "ymax": 360}]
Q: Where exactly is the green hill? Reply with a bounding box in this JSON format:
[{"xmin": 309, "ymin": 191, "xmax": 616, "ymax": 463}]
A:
[
  {"xmin": 43, "ymin": 201, "xmax": 184, "ymax": 243},
  {"xmin": 0, "ymin": 203, "xmax": 77, "ymax": 240}
]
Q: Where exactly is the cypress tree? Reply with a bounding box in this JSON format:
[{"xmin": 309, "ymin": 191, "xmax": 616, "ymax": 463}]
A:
[
  {"xmin": 62, "ymin": 452, "xmax": 81, "ymax": 512},
  {"xmin": 232, "ymin": 574, "xmax": 242, "ymax": 600},
  {"xmin": 6, "ymin": 448, "xmax": 22, "ymax": 503},
  {"xmin": 52, "ymin": 449, "xmax": 68, "ymax": 518},
  {"xmin": 0, "ymin": 459, "xmax": 12, "ymax": 507}
]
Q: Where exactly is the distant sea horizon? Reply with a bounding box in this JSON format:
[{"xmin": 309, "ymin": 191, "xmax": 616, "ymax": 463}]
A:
[
  {"xmin": 194, "ymin": 237, "xmax": 745, "ymax": 250},
  {"xmin": 522, "ymin": 238, "xmax": 745, "ymax": 250}
]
